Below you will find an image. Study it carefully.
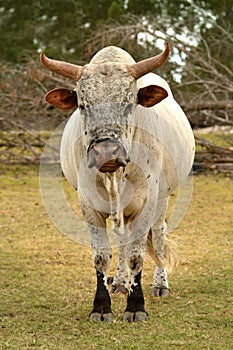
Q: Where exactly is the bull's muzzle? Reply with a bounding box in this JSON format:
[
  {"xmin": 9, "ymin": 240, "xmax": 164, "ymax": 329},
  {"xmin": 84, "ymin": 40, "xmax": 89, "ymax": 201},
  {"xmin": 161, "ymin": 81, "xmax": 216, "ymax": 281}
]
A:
[{"xmin": 87, "ymin": 139, "xmax": 127, "ymax": 173}]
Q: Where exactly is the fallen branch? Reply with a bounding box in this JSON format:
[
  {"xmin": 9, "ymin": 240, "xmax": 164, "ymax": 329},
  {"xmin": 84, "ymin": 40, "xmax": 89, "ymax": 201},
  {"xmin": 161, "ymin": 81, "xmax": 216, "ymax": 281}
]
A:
[
  {"xmin": 182, "ymin": 101, "xmax": 233, "ymax": 112},
  {"xmin": 194, "ymin": 135, "xmax": 233, "ymax": 174}
]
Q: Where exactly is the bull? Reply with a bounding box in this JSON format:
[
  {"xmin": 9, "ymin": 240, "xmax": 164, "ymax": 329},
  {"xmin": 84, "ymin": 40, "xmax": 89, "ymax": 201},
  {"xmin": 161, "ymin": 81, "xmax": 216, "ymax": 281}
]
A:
[{"xmin": 40, "ymin": 43, "xmax": 195, "ymax": 322}]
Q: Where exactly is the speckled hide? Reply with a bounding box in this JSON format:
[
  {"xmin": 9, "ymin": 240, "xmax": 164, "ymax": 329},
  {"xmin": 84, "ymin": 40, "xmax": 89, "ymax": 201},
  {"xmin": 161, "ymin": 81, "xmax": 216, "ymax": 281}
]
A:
[{"xmin": 43, "ymin": 46, "xmax": 195, "ymax": 322}]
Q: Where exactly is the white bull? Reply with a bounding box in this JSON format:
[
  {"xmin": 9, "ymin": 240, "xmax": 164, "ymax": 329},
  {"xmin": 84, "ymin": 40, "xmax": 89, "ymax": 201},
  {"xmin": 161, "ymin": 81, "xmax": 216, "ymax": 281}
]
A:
[{"xmin": 41, "ymin": 43, "xmax": 195, "ymax": 322}]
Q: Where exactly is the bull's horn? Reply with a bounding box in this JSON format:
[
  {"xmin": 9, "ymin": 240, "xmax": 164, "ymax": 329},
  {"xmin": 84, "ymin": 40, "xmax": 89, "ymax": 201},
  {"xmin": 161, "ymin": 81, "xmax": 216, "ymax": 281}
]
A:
[
  {"xmin": 128, "ymin": 42, "xmax": 170, "ymax": 79},
  {"xmin": 40, "ymin": 52, "xmax": 84, "ymax": 81}
]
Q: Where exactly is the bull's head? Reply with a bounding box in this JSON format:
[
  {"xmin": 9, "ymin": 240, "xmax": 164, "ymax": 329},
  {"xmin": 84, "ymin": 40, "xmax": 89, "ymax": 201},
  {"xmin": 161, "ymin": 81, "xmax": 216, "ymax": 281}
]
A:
[{"xmin": 41, "ymin": 44, "xmax": 170, "ymax": 173}]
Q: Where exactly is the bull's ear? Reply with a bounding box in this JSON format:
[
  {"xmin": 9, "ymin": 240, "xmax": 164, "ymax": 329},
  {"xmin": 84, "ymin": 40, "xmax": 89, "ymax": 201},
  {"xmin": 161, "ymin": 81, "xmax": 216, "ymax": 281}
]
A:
[
  {"xmin": 45, "ymin": 88, "xmax": 77, "ymax": 110},
  {"xmin": 137, "ymin": 85, "xmax": 168, "ymax": 107}
]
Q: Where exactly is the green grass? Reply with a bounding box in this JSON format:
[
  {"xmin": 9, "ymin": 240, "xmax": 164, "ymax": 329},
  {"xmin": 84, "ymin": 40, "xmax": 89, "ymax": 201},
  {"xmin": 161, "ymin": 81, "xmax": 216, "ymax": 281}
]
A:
[
  {"xmin": 195, "ymin": 132, "xmax": 233, "ymax": 150},
  {"xmin": 0, "ymin": 165, "xmax": 233, "ymax": 349}
]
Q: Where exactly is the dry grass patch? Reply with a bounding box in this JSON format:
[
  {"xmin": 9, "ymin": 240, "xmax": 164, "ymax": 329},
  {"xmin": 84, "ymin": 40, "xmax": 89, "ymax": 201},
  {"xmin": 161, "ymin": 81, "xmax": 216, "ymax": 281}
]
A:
[{"xmin": 0, "ymin": 165, "xmax": 232, "ymax": 349}]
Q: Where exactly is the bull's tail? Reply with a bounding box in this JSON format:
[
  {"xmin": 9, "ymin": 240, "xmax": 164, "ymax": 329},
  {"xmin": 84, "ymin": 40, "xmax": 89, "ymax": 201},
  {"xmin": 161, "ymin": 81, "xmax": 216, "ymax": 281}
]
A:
[{"xmin": 147, "ymin": 229, "xmax": 177, "ymax": 272}]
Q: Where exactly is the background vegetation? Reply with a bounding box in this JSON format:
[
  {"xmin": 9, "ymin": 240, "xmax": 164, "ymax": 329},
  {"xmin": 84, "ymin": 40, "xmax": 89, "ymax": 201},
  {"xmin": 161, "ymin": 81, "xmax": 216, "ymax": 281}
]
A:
[
  {"xmin": 1, "ymin": 0, "xmax": 233, "ymax": 128},
  {"xmin": 1, "ymin": 0, "xmax": 232, "ymax": 170}
]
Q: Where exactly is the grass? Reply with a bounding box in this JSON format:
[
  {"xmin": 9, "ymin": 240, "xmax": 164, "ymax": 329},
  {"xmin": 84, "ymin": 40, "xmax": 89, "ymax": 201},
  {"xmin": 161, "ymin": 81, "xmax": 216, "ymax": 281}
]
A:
[
  {"xmin": 194, "ymin": 131, "xmax": 233, "ymax": 150},
  {"xmin": 0, "ymin": 165, "xmax": 233, "ymax": 349}
]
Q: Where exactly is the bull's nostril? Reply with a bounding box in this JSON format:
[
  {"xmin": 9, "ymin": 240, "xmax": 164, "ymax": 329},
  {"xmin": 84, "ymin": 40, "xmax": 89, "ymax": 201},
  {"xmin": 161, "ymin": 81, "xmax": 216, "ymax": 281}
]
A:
[{"xmin": 116, "ymin": 158, "xmax": 127, "ymax": 167}]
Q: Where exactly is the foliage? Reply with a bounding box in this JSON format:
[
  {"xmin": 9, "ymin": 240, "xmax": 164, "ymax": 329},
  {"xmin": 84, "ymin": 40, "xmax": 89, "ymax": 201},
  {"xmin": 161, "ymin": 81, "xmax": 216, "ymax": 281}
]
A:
[
  {"xmin": 0, "ymin": 165, "xmax": 233, "ymax": 349},
  {"xmin": 0, "ymin": 0, "xmax": 126, "ymax": 63},
  {"xmin": 0, "ymin": 0, "xmax": 232, "ymax": 159},
  {"xmin": 0, "ymin": 0, "xmax": 232, "ymax": 64},
  {"xmin": 78, "ymin": 4, "xmax": 233, "ymax": 127},
  {"xmin": 0, "ymin": 58, "xmax": 72, "ymax": 129}
]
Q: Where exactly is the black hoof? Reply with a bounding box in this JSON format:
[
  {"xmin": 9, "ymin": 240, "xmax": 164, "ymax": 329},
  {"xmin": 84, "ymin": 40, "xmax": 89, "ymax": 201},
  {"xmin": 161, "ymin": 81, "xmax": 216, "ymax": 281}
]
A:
[
  {"xmin": 152, "ymin": 287, "xmax": 170, "ymax": 297},
  {"xmin": 123, "ymin": 311, "xmax": 148, "ymax": 322},
  {"xmin": 89, "ymin": 312, "xmax": 113, "ymax": 323}
]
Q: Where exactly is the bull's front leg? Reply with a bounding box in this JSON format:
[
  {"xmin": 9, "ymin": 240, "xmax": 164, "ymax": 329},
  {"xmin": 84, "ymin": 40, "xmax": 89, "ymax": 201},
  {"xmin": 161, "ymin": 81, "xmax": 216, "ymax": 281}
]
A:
[
  {"xmin": 79, "ymin": 194, "xmax": 113, "ymax": 322},
  {"xmin": 81, "ymin": 199, "xmax": 113, "ymax": 322},
  {"xmin": 124, "ymin": 235, "xmax": 148, "ymax": 322},
  {"xmin": 90, "ymin": 268, "xmax": 112, "ymax": 322},
  {"xmin": 89, "ymin": 223, "xmax": 113, "ymax": 322}
]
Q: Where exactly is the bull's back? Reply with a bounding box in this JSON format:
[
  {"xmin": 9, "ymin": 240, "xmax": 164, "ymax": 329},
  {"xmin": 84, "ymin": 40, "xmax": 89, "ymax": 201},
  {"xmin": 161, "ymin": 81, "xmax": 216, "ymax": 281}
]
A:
[{"xmin": 135, "ymin": 73, "xmax": 195, "ymax": 193}]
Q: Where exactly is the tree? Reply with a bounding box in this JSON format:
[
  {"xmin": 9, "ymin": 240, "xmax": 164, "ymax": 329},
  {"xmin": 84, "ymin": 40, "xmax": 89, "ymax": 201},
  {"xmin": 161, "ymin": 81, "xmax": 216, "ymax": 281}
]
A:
[
  {"xmin": 0, "ymin": 0, "xmax": 126, "ymax": 63},
  {"xmin": 82, "ymin": 0, "xmax": 233, "ymax": 127},
  {"xmin": 0, "ymin": 0, "xmax": 83, "ymax": 62},
  {"xmin": 1, "ymin": 0, "xmax": 232, "ymax": 127}
]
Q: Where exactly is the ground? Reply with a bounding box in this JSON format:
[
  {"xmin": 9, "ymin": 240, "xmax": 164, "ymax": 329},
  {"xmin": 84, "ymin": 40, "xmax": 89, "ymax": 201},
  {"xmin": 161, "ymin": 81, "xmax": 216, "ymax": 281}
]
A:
[{"xmin": 0, "ymin": 165, "xmax": 232, "ymax": 349}]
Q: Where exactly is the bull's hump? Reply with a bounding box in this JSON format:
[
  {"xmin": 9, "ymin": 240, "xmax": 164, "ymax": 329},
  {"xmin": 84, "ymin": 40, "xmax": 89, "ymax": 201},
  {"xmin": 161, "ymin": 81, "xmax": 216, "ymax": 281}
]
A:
[{"xmin": 90, "ymin": 46, "xmax": 136, "ymax": 65}]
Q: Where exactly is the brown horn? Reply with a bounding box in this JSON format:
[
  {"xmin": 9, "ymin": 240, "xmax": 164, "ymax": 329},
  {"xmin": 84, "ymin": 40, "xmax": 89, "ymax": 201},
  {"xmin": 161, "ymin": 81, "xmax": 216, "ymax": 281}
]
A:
[
  {"xmin": 128, "ymin": 42, "xmax": 170, "ymax": 79},
  {"xmin": 40, "ymin": 52, "xmax": 83, "ymax": 81}
]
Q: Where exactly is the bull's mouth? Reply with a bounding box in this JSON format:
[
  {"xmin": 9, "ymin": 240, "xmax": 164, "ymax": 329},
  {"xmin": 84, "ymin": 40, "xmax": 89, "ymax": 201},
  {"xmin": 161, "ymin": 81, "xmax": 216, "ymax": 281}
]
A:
[{"xmin": 98, "ymin": 158, "xmax": 126, "ymax": 173}]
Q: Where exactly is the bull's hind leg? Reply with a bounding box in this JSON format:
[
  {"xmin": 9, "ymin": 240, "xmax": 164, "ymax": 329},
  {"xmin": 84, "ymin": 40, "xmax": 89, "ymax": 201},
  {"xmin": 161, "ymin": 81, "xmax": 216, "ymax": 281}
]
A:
[
  {"xmin": 150, "ymin": 211, "xmax": 170, "ymax": 297},
  {"xmin": 111, "ymin": 219, "xmax": 129, "ymax": 294},
  {"xmin": 123, "ymin": 236, "xmax": 148, "ymax": 322},
  {"xmin": 111, "ymin": 244, "xmax": 129, "ymax": 294}
]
